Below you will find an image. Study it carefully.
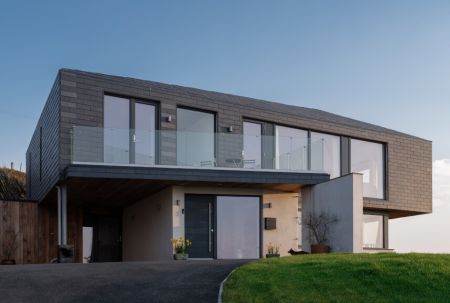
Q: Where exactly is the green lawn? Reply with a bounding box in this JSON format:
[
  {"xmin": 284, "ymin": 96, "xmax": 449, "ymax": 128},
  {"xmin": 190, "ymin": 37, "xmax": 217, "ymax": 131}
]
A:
[{"xmin": 222, "ymin": 253, "xmax": 450, "ymax": 303}]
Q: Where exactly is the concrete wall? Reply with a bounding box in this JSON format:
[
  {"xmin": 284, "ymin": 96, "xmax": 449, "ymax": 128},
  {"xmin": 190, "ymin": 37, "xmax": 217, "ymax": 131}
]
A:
[
  {"xmin": 301, "ymin": 174, "xmax": 363, "ymax": 253},
  {"xmin": 122, "ymin": 187, "xmax": 173, "ymax": 261},
  {"xmin": 262, "ymin": 193, "xmax": 299, "ymax": 257}
]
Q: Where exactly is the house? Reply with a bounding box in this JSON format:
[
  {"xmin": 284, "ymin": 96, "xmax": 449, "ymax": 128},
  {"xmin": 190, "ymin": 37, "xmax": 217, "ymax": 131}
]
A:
[{"xmin": 26, "ymin": 69, "xmax": 432, "ymax": 262}]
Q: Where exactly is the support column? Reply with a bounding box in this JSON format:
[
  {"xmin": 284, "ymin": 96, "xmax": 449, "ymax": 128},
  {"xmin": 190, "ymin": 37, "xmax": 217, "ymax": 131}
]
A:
[{"xmin": 57, "ymin": 185, "xmax": 68, "ymax": 246}]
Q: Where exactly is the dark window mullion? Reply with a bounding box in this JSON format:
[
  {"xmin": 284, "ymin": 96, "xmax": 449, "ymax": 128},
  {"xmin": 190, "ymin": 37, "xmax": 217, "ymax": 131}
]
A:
[
  {"xmin": 129, "ymin": 99, "xmax": 135, "ymax": 164},
  {"xmin": 307, "ymin": 131, "xmax": 311, "ymax": 171}
]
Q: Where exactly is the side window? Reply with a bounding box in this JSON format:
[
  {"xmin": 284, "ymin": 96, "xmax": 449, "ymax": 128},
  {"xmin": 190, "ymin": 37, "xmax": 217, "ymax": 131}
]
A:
[{"xmin": 351, "ymin": 139, "xmax": 385, "ymax": 199}]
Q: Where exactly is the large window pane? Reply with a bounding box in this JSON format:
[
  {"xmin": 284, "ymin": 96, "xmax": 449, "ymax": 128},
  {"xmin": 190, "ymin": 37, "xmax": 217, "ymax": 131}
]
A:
[
  {"xmin": 363, "ymin": 214, "xmax": 384, "ymax": 248},
  {"xmin": 216, "ymin": 196, "xmax": 260, "ymax": 259},
  {"xmin": 311, "ymin": 132, "xmax": 340, "ymax": 178},
  {"xmin": 177, "ymin": 108, "xmax": 215, "ymax": 167},
  {"xmin": 243, "ymin": 122, "xmax": 262, "ymax": 169},
  {"xmin": 351, "ymin": 139, "xmax": 385, "ymax": 199},
  {"xmin": 104, "ymin": 95, "xmax": 130, "ymax": 164},
  {"xmin": 134, "ymin": 103, "xmax": 156, "ymax": 165},
  {"xmin": 275, "ymin": 126, "xmax": 308, "ymax": 170}
]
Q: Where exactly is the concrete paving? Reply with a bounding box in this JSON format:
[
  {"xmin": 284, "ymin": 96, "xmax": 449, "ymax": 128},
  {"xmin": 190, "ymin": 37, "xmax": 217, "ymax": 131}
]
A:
[{"xmin": 0, "ymin": 260, "xmax": 249, "ymax": 303}]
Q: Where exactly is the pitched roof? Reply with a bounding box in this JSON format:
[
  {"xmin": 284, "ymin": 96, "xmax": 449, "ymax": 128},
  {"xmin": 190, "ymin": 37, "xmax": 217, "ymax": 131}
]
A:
[{"xmin": 62, "ymin": 69, "xmax": 428, "ymax": 141}]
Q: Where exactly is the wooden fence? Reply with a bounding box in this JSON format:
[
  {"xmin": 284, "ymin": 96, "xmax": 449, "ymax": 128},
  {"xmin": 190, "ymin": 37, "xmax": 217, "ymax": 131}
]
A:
[
  {"xmin": 0, "ymin": 200, "xmax": 60, "ymax": 264},
  {"xmin": 0, "ymin": 200, "xmax": 82, "ymax": 264}
]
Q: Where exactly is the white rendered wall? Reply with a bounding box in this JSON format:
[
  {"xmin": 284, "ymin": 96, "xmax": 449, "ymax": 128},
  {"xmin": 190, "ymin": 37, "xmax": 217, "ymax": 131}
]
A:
[
  {"xmin": 301, "ymin": 173, "xmax": 363, "ymax": 252},
  {"xmin": 262, "ymin": 193, "xmax": 299, "ymax": 257},
  {"xmin": 122, "ymin": 187, "xmax": 173, "ymax": 261}
]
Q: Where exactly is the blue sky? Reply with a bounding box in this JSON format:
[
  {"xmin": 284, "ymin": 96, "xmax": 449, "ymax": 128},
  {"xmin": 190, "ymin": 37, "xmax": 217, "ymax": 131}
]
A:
[
  {"xmin": 1, "ymin": 1, "xmax": 450, "ymax": 167},
  {"xmin": 1, "ymin": 1, "xmax": 449, "ymax": 252}
]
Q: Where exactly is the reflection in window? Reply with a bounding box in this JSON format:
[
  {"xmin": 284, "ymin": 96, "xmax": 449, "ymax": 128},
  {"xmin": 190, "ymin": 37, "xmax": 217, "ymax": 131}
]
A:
[
  {"xmin": 134, "ymin": 103, "xmax": 156, "ymax": 165},
  {"xmin": 275, "ymin": 126, "xmax": 308, "ymax": 170},
  {"xmin": 351, "ymin": 139, "xmax": 385, "ymax": 199},
  {"xmin": 177, "ymin": 108, "xmax": 215, "ymax": 167},
  {"xmin": 243, "ymin": 122, "xmax": 262, "ymax": 169},
  {"xmin": 104, "ymin": 95, "xmax": 130, "ymax": 164},
  {"xmin": 363, "ymin": 214, "xmax": 384, "ymax": 248},
  {"xmin": 311, "ymin": 132, "xmax": 340, "ymax": 178}
]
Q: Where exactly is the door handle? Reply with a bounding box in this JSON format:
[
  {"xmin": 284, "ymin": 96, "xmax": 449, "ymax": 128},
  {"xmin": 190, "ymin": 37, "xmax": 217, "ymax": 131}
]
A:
[{"xmin": 208, "ymin": 203, "xmax": 212, "ymax": 253}]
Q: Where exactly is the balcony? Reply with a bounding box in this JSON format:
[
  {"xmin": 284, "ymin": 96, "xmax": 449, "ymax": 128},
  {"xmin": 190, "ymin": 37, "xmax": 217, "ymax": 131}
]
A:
[{"xmin": 71, "ymin": 126, "xmax": 326, "ymax": 174}]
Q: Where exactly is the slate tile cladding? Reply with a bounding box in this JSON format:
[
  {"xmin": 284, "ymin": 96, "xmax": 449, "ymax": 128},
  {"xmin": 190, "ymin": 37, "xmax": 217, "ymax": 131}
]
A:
[
  {"xmin": 26, "ymin": 73, "xmax": 61, "ymax": 202},
  {"xmin": 26, "ymin": 69, "xmax": 432, "ymax": 217}
]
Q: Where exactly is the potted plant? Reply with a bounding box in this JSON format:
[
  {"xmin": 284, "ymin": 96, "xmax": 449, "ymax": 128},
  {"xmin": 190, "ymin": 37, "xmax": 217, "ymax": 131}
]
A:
[
  {"xmin": 266, "ymin": 242, "xmax": 280, "ymax": 258},
  {"xmin": 1, "ymin": 228, "xmax": 18, "ymax": 265},
  {"xmin": 170, "ymin": 237, "xmax": 192, "ymax": 260},
  {"xmin": 304, "ymin": 211, "xmax": 338, "ymax": 254}
]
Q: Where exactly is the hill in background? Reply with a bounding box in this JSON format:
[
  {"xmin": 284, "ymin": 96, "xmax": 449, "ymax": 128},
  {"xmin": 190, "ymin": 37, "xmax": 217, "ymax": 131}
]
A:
[{"xmin": 0, "ymin": 168, "xmax": 26, "ymax": 200}]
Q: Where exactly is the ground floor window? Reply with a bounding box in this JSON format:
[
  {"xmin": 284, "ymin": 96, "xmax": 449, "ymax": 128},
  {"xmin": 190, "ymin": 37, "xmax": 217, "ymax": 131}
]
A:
[{"xmin": 363, "ymin": 214, "xmax": 384, "ymax": 248}]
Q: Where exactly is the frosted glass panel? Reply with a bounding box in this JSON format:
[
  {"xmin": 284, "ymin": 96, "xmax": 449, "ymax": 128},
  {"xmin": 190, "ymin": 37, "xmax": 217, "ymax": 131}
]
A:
[{"xmin": 217, "ymin": 196, "xmax": 260, "ymax": 259}]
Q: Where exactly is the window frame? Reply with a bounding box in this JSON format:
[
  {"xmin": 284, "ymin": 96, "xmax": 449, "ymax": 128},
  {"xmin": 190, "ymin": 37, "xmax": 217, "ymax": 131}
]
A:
[
  {"xmin": 103, "ymin": 93, "xmax": 160, "ymax": 165},
  {"xmin": 349, "ymin": 138, "xmax": 387, "ymax": 200},
  {"xmin": 242, "ymin": 119, "xmax": 264, "ymax": 169},
  {"xmin": 274, "ymin": 124, "xmax": 309, "ymax": 171},
  {"xmin": 176, "ymin": 105, "xmax": 218, "ymax": 166},
  {"xmin": 310, "ymin": 130, "xmax": 341, "ymax": 179},
  {"xmin": 363, "ymin": 211, "xmax": 388, "ymax": 249}
]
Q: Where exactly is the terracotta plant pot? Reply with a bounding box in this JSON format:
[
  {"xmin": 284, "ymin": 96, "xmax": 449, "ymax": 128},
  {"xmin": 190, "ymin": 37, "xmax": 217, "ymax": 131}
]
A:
[
  {"xmin": 173, "ymin": 253, "xmax": 188, "ymax": 260},
  {"xmin": 266, "ymin": 253, "xmax": 280, "ymax": 258},
  {"xmin": 310, "ymin": 244, "xmax": 331, "ymax": 254},
  {"xmin": 1, "ymin": 259, "xmax": 16, "ymax": 265}
]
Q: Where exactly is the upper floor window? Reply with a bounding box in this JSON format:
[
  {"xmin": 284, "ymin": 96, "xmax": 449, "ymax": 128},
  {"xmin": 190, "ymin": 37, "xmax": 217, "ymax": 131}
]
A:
[
  {"xmin": 177, "ymin": 108, "xmax": 215, "ymax": 167},
  {"xmin": 275, "ymin": 125, "xmax": 308, "ymax": 170},
  {"xmin": 351, "ymin": 139, "xmax": 385, "ymax": 199},
  {"xmin": 104, "ymin": 95, "xmax": 130, "ymax": 164},
  {"xmin": 311, "ymin": 131, "xmax": 340, "ymax": 179},
  {"xmin": 104, "ymin": 95, "xmax": 156, "ymax": 165},
  {"xmin": 243, "ymin": 121, "xmax": 262, "ymax": 169}
]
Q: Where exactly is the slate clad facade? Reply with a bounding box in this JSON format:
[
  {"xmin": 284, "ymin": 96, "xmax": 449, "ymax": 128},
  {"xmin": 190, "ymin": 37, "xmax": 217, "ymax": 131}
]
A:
[{"xmin": 27, "ymin": 69, "xmax": 432, "ymax": 218}]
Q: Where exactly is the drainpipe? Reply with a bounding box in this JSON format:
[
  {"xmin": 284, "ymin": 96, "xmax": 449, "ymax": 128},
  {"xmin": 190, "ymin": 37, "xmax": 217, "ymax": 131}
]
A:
[{"xmin": 56, "ymin": 185, "xmax": 68, "ymax": 246}]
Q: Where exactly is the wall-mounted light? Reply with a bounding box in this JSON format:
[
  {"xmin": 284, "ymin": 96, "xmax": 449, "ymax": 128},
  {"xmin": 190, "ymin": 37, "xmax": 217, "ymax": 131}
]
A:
[
  {"xmin": 167, "ymin": 115, "xmax": 172, "ymax": 123},
  {"xmin": 175, "ymin": 199, "xmax": 180, "ymax": 206},
  {"xmin": 228, "ymin": 126, "xmax": 233, "ymax": 132}
]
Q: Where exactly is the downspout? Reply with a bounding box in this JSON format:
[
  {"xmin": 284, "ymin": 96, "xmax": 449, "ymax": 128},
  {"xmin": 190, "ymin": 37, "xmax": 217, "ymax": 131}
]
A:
[{"xmin": 56, "ymin": 185, "xmax": 68, "ymax": 246}]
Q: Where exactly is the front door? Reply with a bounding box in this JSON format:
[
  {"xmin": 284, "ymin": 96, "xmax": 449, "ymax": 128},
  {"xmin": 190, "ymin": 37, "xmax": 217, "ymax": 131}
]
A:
[
  {"xmin": 185, "ymin": 195, "xmax": 215, "ymax": 258},
  {"xmin": 92, "ymin": 214, "xmax": 122, "ymax": 262}
]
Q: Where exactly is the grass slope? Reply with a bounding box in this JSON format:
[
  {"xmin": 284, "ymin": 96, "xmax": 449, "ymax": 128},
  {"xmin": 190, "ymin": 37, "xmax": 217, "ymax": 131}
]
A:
[{"xmin": 223, "ymin": 253, "xmax": 450, "ymax": 303}]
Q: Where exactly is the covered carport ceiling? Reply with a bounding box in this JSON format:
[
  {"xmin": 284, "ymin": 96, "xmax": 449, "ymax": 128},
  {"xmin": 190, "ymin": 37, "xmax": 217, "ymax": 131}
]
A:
[{"xmin": 62, "ymin": 164, "xmax": 330, "ymax": 208}]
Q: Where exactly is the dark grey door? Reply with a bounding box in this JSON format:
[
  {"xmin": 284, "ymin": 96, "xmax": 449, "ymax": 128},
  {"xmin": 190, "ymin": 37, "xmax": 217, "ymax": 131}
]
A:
[
  {"xmin": 185, "ymin": 194, "xmax": 215, "ymax": 258},
  {"xmin": 92, "ymin": 215, "xmax": 122, "ymax": 262}
]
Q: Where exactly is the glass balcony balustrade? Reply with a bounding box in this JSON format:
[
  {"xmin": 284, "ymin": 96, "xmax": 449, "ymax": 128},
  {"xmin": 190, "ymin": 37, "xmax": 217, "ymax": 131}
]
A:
[{"xmin": 71, "ymin": 126, "xmax": 325, "ymax": 173}]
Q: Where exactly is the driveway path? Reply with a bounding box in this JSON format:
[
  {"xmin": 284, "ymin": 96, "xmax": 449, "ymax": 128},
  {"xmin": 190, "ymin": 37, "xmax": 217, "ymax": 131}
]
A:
[{"xmin": 0, "ymin": 260, "xmax": 248, "ymax": 303}]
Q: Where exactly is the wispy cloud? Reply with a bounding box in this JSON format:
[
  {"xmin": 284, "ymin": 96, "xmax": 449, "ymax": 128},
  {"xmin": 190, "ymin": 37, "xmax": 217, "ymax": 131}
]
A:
[{"xmin": 390, "ymin": 159, "xmax": 450, "ymax": 253}]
